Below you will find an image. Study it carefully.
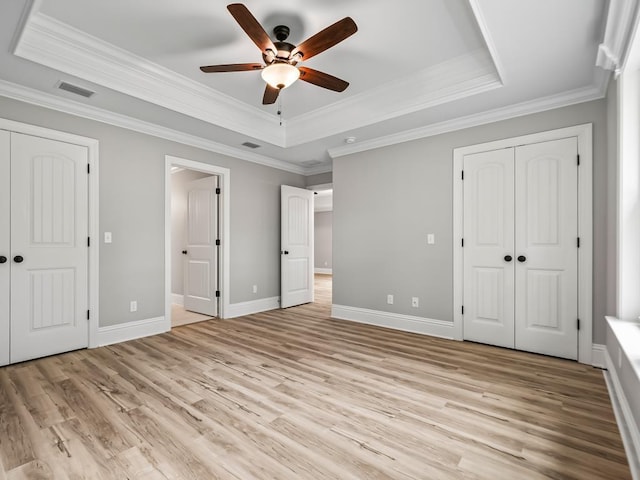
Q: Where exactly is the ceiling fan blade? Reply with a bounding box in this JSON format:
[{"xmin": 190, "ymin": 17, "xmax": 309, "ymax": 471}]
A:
[
  {"xmin": 200, "ymin": 63, "xmax": 263, "ymax": 73},
  {"xmin": 292, "ymin": 17, "xmax": 357, "ymax": 61},
  {"xmin": 298, "ymin": 67, "xmax": 349, "ymax": 92},
  {"xmin": 227, "ymin": 4, "xmax": 277, "ymax": 54},
  {"xmin": 262, "ymin": 84, "xmax": 280, "ymax": 104}
]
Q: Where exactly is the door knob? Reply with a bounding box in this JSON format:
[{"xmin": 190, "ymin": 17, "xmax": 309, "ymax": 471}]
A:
[
  {"xmin": 14, "ymin": 255, "xmax": 24, "ymax": 263},
  {"xmin": 0, "ymin": 256, "xmax": 6, "ymax": 264},
  {"xmin": 281, "ymin": 250, "xmax": 289, "ymax": 255},
  {"xmin": 517, "ymin": 255, "xmax": 526, "ymax": 262},
  {"xmin": 182, "ymin": 250, "xmax": 188, "ymax": 255},
  {"xmin": 504, "ymin": 255, "xmax": 512, "ymax": 262}
]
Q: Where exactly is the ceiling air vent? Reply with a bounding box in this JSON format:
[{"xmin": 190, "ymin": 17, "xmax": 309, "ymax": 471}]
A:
[
  {"xmin": 241, "ymin": 141, "xmax": 261, "ymax": 149},
  {"xmin": 57, "ymin": 81, "xmax": 95, "ymax": 98}
]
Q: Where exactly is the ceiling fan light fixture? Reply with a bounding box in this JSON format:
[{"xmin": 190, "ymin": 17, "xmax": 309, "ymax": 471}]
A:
[{"xmin": 261, "ymin": 63, "xmax": 300, "ymax": 89}]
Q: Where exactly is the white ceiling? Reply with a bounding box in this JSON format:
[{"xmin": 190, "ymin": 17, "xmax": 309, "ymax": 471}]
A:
[{"xmin": 0, "ymin": 0, "xmax": 616, "ymax": 174}]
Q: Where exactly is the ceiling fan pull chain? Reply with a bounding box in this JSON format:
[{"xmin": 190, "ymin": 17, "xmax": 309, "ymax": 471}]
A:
[{"xmin": 277, "ymin": 97, "xmax": 283, "ymax": 126}]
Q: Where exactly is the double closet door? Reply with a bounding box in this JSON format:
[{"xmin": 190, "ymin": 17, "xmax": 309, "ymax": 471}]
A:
[
  {"xmin": 0, "ymin": 130, "xmax": 89, "ymax": 366},
  {"xmin": 463, "ymin": 137, "xmax": 579, "ymax": 360}
]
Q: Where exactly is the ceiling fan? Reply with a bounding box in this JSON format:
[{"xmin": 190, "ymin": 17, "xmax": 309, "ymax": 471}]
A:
[{"xmin": 200, "ymin": 3, "xmax": 358, "ymax": 105}]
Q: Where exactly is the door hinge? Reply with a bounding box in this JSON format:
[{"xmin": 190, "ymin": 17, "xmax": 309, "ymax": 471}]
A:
[
  {"xmin": 577, "ymin": 154, "xmax": 580, "ymax": 166},
  {"xmin": 87, "ymin": 237, "xmax": 90, "ymax": 247},
  {"xmin": 87, "ymin": 163, "xmax": 90, "ymax": 174},
  {"xmin": 461, "ymin": 305, "xmax": 464, "ymax": 315},
  {"xmin": 461, "ymin": 170, "xmax": 464, "ymax": 180},
  {"xmin": 215, "ymin": 239, "xmax": 221, "ymax": 246},
  {"xmin": 461, "ymin": 238, "xmax": 464, "ymax": 247},
  {"xmin": 215, "ymin": 187, "xmax": 221, "ymax": 195},
  {"xmin": 577, "ymin": 237, "xmax": 580, "ymax": 248},
  {"xmin": 87, "ymin": 310, "xmax": 90, "ymax": 320},
  {"xmin": 215, "ymin": 290, "xmax": 220, "ymax": 298},
  {"xmin": 577, "ymin": 318, "xmax": 580, "ymax": 330}
]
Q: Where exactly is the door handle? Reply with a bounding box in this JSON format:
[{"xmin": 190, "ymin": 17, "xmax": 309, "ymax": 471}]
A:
[
  {"xmin": 0, "ymin": 256, "xmax": 6, "ymax": 264},
  {"xmin": 517, "ymin": 255, "xmax": 526, "ymax": 263},
  {"xmin": 14, "ymin": 255, "xmax": 24, "ymax": 263},
  {"xmin": 281, "ymin": 250, "xmax": 289, "ymax": 255},
  {"xmin": 504, "ymin": 255, "xmax": 512, "ymax": 262},
  {"xmin": 182, "ymin": 250, "xmax": 188, "ymax": 255}
]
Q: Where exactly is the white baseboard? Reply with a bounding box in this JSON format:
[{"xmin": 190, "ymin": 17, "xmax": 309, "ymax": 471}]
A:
[
  {"xmin": 331, "ymin": 304, "xmax": 456, "ymax": 340},
  {"xmin": 171, "ymin": 293, "xmax": 184, "ymax": 306},
  {"xmin": 96, "ymin": 316, "xmax": 169, "ymax": 347},
  {"xmin": 604, "ymin": 350, "xmax": 640, "ymax": 480},
  {"xmin": 592, "ymin": 343, "xmax": 607, "ymax": 368},
  {"xmin": 226, "ymin": 296, "xmax": 280, "ymax": 319},
  {"xmin": 314, "ymin": 268, "xmax": 333, "ymax": 275}
]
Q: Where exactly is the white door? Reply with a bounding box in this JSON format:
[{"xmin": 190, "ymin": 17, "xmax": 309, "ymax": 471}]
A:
[
  {"xmin": 463, "ymin": 138, "xmax": 579, "ymax": 360},
  {"xmin": 10, "ymin": 132, "xmax": 89, "ymax": 364},
  {"xmin": 183, "ymin": 176, "xmax": 218, "ymax": 316},
  {"xmin": 281, "ymin": 185, "xmax": 314, "ymax": 308},
  {"xmin": 514, "ymin": 138, "xmax": 578, "ymax": 359},
  {"xmin": 0, "ymin": 131, "xmax": 10, "ymax": 366},
  {"xmin": 463, "ymin": 148, "xmax": 515, "ymax": 348}
]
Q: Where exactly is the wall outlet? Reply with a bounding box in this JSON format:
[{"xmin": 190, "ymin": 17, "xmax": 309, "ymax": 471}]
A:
[
  {"xmin": 427, "ymin": 234, "xmax": 435, "ymax": 245},
  {"xmin": 130, "ymin": 300, "xmax": 137, "ymax": 312},
  {"xmin": 252, "ymin": 285, "xmax": 257, "ymax": 294},
  {"xmin": 104, "ymin": 231, "xmax": 112, "ymax": 243},
  {"xmin": 387, "ymin": 294, "xmax": 394, "ymax": 305},
  {"xmin": 412, "ymin": 297, "xmax": 419, "ymax": 308}
]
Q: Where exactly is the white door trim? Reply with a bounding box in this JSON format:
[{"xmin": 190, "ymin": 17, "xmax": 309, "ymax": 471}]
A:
[
  {"xmin": 0, "ymin": 117, "xmax": 100, "ymax": 349},
  {"xmin": 165, "ymin": 155, "xmax": 230, "ymax": 324},
  {"xmin": 453, "ymin": 123, "xmax": 593, "ymax": 364}
]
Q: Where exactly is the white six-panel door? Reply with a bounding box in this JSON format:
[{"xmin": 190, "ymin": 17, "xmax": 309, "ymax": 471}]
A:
[
  {"xmin": 183, "ymin": 175, "xmax": 218, "ymax": 316},
  {"xmin": 463, "ymin": 138, "xmax": 578, "ymax": 360},
  {"xmin": 281, "ymin": 185, "xmax": 314, "ymax": 308},
  {"xmin": 514, "ymin": 138, "xmax": 578, "ymax": 358},
  {"xmin": 10, "ymin": 132, "xmax": 89, "ymax": 364},
  {"xmin": 463, "ymin": 148, "xmax": 515, "ymax": 348},
  {"xmin": 0, "ymin": 131, "xmax": 10, "ymax": 366}
]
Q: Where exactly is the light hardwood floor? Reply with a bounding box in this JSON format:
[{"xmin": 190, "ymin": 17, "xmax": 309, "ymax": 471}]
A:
[{"xmin": 0, "ymin": 275, "xmax": 630, "ymax": 479}]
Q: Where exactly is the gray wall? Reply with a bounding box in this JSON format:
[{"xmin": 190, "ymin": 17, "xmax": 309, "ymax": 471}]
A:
[
  {"xmin": 306, "ymin": 172, "xmax": 332, "ymax": 186},
  {"xmin": 171, "ymin": 169, "xmax": 213, "ymax": 296},
  {"xmin": 314, "ymin": 211, "xmax": 333, "ymax": 270},
  {"xmin": 0, "ymin": 96, "xmax": 305, "ymax": 327},
  {"xmin": 334, "ymin": 99, "xmax": 610, "ymax": 344}
]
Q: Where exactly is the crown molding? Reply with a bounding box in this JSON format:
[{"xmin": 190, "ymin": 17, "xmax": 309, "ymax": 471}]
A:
[
  {"xmin": 597, "ymin": 0, "xmax": 640, "ymax": 73},
  {"xmin": 285, "ymin": 49, "xmax": 502, "ymax": 147},
  {"xmin": 328, "ymin": 84, "xmax": 605, "ymax": 158},
  {"xmin": 0, "ymin": 79, "xmax": 309, "ymax": 175},
  {"xmin": 14, "ymin": 12, "xmax": 286, "ymax": 147}
]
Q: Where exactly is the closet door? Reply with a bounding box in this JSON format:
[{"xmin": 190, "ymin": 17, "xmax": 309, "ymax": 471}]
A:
[
  {"xmin": 463, "ymin": 148, "xmax": 515, "ymax": 348},
  {"xmin": 514, "ymin": 138, "xmax": 578, "ymax": 359},
  {"xmin": 10, "ymin": 133, "xmax": 89, "ymax": 364},
  {"xmin": 0, "ymin": 131, "xmax": 9, "ymax": 367}
]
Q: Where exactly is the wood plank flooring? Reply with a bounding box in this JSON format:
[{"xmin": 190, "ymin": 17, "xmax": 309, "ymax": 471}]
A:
[{"xmin": 0, "ymin": 275, "xmax": 630, "ymax": 479}]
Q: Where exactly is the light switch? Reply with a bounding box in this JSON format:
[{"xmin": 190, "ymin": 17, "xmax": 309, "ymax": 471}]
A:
[
  {"xmin": 104, "ymin": 232, "xmax": 112, "ymax": 243},
  {"xmin": 427, "ymin": 234, "xmax": 435, "ymax": 245}
]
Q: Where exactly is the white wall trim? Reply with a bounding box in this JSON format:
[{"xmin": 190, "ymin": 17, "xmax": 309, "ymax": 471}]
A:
[
  {"xmin": 452, "ymin": 123, "xmax": 593, "ymax": 364},
  {"xmin": 171, "ymin": 293, "xmax": 184, "ymax": 306},
  {"xmin": 592, "ymin": 343, "xmax": 607, "ymax": 369},
  {"xmin": 165, "ymin": 156, "xmax": 231, "ymax": 326},
  {"xmin": 226, "ymin": 297, "xmax": 280, "ymax": 319},
  {"xmin": 331, "ymin": 305, "xmax": 456, "ymax": 340},
  {"xmin": 96, "ymin": 316, "xmax": 167, "ymax": 347},
  {"xmin": 604, "ymin": 349, "xmax": 640, "ymax": 480},
  {"xmin": 329, "ymin": 85, "xmax": 603, "ymax": 158},
  {"xmin": 314, "ymin": 268, "xmax": 333, "ymax": 275},
  {"xmin": 0, "ymin": 117, "xmax": 101, "ymax": 351},
  {"xmin": 0, "ymin": 79, "xmax": 308, "ymax": 175}
]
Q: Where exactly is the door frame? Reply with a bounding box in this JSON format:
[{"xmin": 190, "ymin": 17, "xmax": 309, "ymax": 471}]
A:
[
  {"xmin": 0, "ymin": 117, "xmax": 100, "ymax": 349},
  {"xmin": 164, "ymin": 155, "xmax": 230, "ymax": 322},
  {"xmin": 452, "ymin": 123, "xmax": 593, "ymax": 364}
]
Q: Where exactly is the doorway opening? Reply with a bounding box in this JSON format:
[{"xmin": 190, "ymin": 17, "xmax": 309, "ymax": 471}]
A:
[
  {"xmin": 309, "ymin": 183, "xmax": 333, "ymax": 306},
  {"xmin": 164, "ymin": 155, "xmax": 230, "ymax": 329}
]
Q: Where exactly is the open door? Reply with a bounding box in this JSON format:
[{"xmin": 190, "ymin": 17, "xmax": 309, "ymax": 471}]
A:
[
  {"xmin": 281, "ymin": 185, "xmax": 314, "ymax": 308},
  {"xmin": 183, "ymin": 176, "xmax": 218, "ymax": 316}
]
